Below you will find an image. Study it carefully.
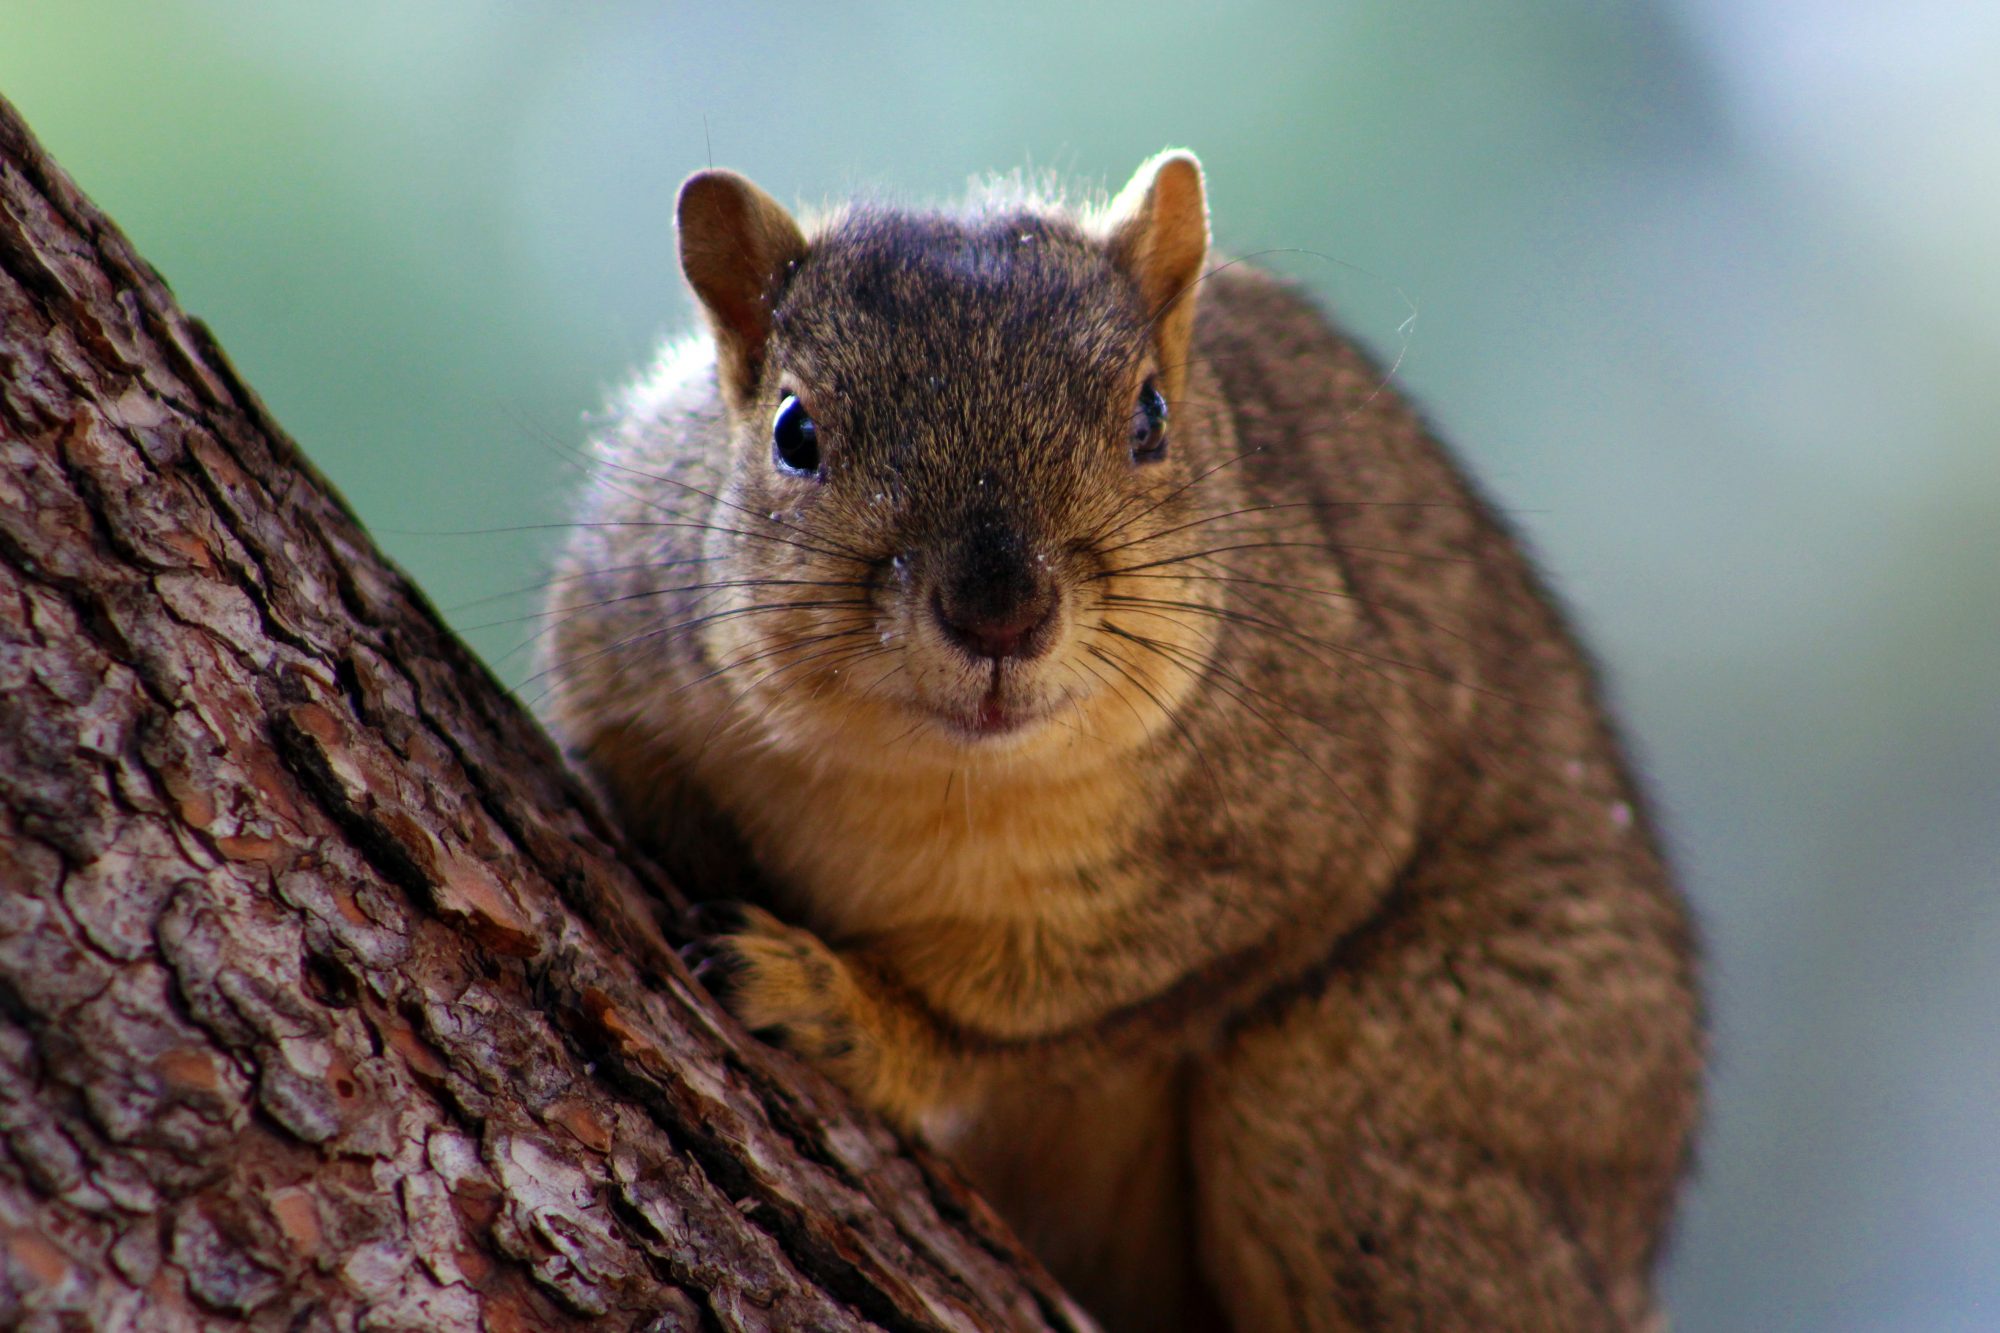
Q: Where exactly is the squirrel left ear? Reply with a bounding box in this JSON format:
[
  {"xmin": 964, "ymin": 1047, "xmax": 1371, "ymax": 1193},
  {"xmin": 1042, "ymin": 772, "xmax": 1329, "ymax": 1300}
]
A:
[
  {"xmin": 677, "ymin": 170, "xmax": 809, "ymax": 412},
  {"xmin": 1102, "ymin": 150, "xmax": 1209, "ymax": 403}
]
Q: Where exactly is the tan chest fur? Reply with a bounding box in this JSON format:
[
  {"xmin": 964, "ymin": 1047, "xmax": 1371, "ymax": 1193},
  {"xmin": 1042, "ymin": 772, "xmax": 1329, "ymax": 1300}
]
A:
[{"xmin": 682, "ymin": 702, "xmax": 1154, "ymax": 940}]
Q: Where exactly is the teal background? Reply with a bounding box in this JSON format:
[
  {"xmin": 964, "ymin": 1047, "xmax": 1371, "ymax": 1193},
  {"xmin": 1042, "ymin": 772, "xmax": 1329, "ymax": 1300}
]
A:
[{"xmin": 5, "ymin": 4, "xmax": 1997, "ymax": 1328}]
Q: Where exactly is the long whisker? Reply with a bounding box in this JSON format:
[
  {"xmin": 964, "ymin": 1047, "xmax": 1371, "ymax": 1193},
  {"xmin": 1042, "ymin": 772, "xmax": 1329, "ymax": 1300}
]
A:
[
  {"xmin": 1120, "ymin": 565, "xmax": 1481, "ymax": 654},
  {"xmin": 669, "ymin": 625, "xmax": 881, "ymax": 703},
  {"xmin": 1094, "ymin": 498, "xmax": 1480, "ymax": 560},
  {"xmin": 498, "ymin": 409, "xmax": 882, "ymax": 567},
  {"xmin": 400, "ymin": 518, "xmax": 870, "ymax": 566},
  {"xmin": 1083, "ymin": 441, "xmax": 1271, "ymax": 549},
  {"xmin": 464, "ymin": 578, "xmax": 875, "ymax": 635},
  {"xmin": 1081, "ymin": 642, "xmax": 1237, "ymax": 837},
  {"xmin": 1100, "ymin": 592, "xmax": 1479, "ymax": 706},
  {"xmin": 441, "ymin": 555, "xmax": 728, "ymax": 615},
  {"xmin": 584, "ymin": 445, "xmax": 882, "ymax": 566},
  {"xmin": 1096, "ymin": 597, "xmax": 1437, "ymax": 782},
  {"xmin": 687, "ymin": 638, "xmax": 897, "ymax": 765},
  {"xmin": 514, "ymin": 591, "xmax": 872, "ymax": 674},
  {"xmin": 1094, "ymin": 622, "xmax": 1388, "ymax": 861},
  {"xmin": 517, "ymin": 597, "xmax": 873, "ymax": 698},
  {"xmin": 1098, "ymin": 539, "xmax": 1480, "ymax": 581}
]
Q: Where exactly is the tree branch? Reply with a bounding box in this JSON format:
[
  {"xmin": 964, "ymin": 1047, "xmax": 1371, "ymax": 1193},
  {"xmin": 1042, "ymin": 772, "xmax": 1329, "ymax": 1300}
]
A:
[{"xmin": 0, "ymin": 92, "xmax": 1090, "ymax": 1332}]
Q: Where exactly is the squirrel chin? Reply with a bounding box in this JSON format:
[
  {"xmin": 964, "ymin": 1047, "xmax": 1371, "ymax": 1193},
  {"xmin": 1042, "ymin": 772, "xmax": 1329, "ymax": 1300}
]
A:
[
  {"xmin": 736, "ymin": 679, "xmax": 1088, "ymax": 775},
  {"xmin": 943, "ymin": 700, "xmax": 1040, "ymax": 743},
  {"xmin": 936, "ymin": 668, "xmax": 1056, "ymax": 741}
]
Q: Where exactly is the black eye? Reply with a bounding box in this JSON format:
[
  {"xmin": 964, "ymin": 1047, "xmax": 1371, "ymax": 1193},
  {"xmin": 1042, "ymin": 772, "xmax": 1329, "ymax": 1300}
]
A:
[
  {"xmin": 1130, "ymin": 380, "xmax": 1168, "ymax": 463},
  {"xmin": 772, "ymin": 394, "xmax": 821, "ymax": 477}
]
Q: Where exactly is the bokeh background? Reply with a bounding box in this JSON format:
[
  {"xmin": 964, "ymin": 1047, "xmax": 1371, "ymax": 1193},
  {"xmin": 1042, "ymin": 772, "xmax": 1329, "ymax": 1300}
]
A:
[{"xmin": 4, "ymin": 3, "xmax": 1995, "ymax": 1327}]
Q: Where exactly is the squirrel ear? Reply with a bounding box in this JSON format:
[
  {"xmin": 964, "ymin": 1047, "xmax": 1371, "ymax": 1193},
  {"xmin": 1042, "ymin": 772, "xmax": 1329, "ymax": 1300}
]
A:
[
  {"xmin": 1102, "ymin": 150, "xmax": 1209, "ymax": 401},
  {"xmin": 677, "ymin": 170, "xmax": 809, "ymax": 410}
]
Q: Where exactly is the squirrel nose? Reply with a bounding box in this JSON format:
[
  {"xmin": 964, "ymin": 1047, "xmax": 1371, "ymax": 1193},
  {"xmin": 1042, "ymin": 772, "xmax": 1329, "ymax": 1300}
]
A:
[{"xmin": 932, "ymin": 586, "xmax": 1056, "ymax": 661}]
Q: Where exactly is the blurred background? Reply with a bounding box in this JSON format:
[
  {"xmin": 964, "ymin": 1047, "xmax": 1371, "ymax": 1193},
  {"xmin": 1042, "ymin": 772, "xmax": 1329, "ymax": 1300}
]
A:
[{"xmin": 3, "ymin": 2, "xmax": 1994, "ymax": 1327}]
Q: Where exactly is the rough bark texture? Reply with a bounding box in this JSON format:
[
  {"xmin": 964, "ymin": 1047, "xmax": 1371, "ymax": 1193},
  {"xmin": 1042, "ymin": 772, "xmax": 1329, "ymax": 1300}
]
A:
[{"xmin": 0, "ymin": 93, "xmax": 1093, "ymax": 1332}]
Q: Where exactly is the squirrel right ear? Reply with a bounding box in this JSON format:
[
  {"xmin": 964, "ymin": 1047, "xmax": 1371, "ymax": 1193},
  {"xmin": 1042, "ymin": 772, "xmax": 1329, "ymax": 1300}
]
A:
[
  {"xmin": 1102, "ymin": 151, "xmax": 1210, "ymax": 403},
  {"xmin": 677, "ymin": 170, "xmax": 809, "ymax": 410}
]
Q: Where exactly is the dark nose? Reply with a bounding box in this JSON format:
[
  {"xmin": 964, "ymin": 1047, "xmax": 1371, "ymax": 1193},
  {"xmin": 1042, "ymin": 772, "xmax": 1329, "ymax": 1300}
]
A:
[
  {"xmin": 933, "ymin": 508, "xmax": 1058, "ymax": 661},
  {"xmin": 932, "ymin": 585, "xmax": 1056, "ymax": 661}
]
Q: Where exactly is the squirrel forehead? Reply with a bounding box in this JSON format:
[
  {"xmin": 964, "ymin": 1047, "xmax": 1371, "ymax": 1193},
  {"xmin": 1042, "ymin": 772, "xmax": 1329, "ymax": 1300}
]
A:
[{"xmin": 771, "ymin": 210, "xmax": 1147, "ymax": 387}]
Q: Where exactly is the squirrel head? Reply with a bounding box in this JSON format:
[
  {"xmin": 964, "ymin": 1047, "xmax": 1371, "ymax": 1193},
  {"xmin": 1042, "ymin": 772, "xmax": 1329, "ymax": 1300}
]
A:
[{"xmin": 667, "ymin": 152, "xmax": 1228, "ymax": 771}]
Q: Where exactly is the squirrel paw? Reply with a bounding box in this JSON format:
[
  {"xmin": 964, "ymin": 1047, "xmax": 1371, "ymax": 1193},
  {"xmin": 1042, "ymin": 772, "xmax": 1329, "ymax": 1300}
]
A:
[{"xmin": 700, "ymin": 905, "xmax": 870, "ymax": 1073}]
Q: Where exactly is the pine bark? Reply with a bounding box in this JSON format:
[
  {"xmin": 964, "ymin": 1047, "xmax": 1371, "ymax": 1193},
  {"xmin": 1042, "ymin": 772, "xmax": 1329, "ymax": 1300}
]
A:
[{"xmin": 0, "ymin": 93, "xmax": 1092, "ymax": 1333}]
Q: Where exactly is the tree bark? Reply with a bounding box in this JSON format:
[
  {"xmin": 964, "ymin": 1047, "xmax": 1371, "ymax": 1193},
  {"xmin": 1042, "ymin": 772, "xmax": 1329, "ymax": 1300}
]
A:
[{"xmin": 0, "ymin": 94, "xmax": 1092, "ymax": 1333}]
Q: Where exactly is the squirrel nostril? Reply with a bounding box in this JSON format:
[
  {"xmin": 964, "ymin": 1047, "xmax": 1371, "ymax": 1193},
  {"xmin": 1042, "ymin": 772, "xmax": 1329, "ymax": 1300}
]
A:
[{"xmin": 932, "ymin": 587, "xmax": 1056, "ymax": 661}]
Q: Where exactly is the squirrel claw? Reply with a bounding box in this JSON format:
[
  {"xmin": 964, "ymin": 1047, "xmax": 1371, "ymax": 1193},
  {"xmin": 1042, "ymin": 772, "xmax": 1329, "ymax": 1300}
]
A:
[
  {"xmin": 676, "ymin": 938, "xmax": 720, "ymax": 981},
  {"xmin": 678, "ymin": 900, "xmax": 760, "ymax": 1007}
]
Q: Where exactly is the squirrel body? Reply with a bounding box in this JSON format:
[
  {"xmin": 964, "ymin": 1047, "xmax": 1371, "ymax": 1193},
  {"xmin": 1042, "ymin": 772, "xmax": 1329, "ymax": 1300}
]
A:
[{"xmin": 545, "ymin": 154, "xmax": 1702, "ymax": 1331}]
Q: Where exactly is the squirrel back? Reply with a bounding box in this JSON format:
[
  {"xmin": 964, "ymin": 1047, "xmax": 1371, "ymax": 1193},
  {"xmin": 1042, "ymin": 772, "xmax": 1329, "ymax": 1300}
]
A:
[{"xmin": 544, "ymin": 154, "xmax": 1702, "ymax": 1332}]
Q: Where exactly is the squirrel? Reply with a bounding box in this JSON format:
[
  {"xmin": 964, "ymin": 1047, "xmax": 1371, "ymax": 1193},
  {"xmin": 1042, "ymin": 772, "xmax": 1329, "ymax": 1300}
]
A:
[{"xmin": 541, "ymin": 151, "xmax": 1703, "ymax": 1332}]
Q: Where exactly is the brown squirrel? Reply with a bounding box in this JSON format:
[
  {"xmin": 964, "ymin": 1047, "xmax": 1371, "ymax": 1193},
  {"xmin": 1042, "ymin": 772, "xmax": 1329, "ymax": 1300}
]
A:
[{"xmin": 542, "ymin": 152, "xmax": 1703, "ymax": 1332}]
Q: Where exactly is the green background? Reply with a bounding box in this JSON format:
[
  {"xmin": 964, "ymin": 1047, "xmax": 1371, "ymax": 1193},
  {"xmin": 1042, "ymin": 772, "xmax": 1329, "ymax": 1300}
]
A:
[{"xmin": 5, "ymin": 3, "xmax": 1997, "ymax": 1328}]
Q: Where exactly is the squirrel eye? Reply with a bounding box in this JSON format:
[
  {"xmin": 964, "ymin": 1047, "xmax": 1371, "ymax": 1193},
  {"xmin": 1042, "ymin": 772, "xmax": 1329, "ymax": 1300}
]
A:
[
  {"xmin": 771, "ymin": 394, "xmax": 821, "ymax": 477},
  {"xmin": 1130, "ymin": 379, "xmax": 1169, "ymax": 463}
]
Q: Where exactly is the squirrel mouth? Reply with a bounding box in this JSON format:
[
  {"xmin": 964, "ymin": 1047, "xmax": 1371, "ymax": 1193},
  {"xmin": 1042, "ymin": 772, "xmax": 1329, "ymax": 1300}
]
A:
[
  {"xmin": 972, "ymin": 692, "xmax": 1014, "ymax": 735},
  {"xmin": 955, "ymin": 673, "xmax": 1029, "ymax": 738}
]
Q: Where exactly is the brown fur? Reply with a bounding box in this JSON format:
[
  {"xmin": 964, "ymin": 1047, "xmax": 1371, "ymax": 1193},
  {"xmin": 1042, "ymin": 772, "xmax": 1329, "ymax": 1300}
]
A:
[{"xmin": 541, "ymin": 153, "xmax": 1703, "ymax": 1332}]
